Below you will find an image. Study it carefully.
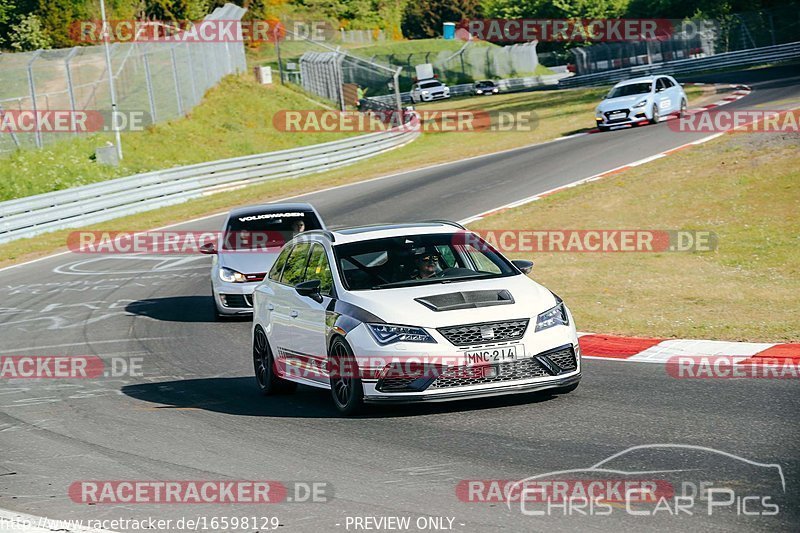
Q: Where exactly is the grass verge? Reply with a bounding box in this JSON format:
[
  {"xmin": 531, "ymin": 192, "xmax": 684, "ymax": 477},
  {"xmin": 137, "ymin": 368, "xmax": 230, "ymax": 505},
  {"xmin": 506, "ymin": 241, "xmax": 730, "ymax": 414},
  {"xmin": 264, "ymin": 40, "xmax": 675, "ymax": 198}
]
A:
[
  {"xmin": 471, "ymin": 133, "xmax": 799, "ymax": 342},
  {"xmin": 0, "ymin": 76, "xmax": 352, "ymax": 202},
  {"xmin": 0, "ymin": 85, "xmax": 706, "ymax": 269}
]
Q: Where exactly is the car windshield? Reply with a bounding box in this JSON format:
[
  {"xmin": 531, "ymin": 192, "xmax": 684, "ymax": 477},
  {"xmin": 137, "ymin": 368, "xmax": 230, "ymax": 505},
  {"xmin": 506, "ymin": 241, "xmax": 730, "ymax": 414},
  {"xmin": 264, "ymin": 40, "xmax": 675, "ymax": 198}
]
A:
[
  {"xmin": 607, "ymin": 82, "xmax": 652, "ymax": 98},
  {"xmin": 334, "ymin": 233, "xmax": 517, "ymax": 290},
  {"xmin": 475, "ymin": 81, "xmax": 494, "ymax": 88},
  {"xmin": 223, "ymin": 210, "xmax": 321, "ymax": 250},
  {"xmin": 420, "ymin": 81, "xmax": 441, "ymax": 89}
]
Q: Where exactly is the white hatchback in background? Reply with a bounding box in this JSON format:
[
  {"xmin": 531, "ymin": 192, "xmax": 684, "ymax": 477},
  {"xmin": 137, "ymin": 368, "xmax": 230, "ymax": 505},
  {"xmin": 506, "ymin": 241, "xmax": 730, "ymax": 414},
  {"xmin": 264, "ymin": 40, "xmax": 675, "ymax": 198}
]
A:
[
  {"xmin": 203, "ymin": 203, "xmax": 325, "ymax": 319},
  {"xmin": 251, "ymin": 221, "xmax": 581, "ymax": 414},
  {"xmin": 410, "ymin": 80, "xmax": 451, "ymax": 103},
  {"xmin": 594, "ymin": 75, "xmax": 687, "ymax": 131}
]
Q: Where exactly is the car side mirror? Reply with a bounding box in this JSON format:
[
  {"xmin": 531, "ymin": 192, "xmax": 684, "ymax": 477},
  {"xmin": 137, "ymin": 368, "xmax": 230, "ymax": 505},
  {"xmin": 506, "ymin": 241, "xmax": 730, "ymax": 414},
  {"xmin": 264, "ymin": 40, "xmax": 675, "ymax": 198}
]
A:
[
  {"xmin": 200, "ymin": 242, "xmax": 217, "ymax": 255},
  {"xmin": 295, "ymin": 279, "xmax": 323, "ymax": 303},
  {"xmin": 512, "ymin": 259, "xmax": 534, "ymax": 275}
]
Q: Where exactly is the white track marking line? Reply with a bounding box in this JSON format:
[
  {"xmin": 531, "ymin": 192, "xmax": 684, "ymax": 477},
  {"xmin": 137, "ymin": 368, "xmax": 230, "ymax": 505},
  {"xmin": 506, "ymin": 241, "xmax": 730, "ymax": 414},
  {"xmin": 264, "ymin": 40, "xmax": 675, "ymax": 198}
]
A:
[{"xmin": 0, "ymin": 337, "xmax": 174, "ymax": 354}]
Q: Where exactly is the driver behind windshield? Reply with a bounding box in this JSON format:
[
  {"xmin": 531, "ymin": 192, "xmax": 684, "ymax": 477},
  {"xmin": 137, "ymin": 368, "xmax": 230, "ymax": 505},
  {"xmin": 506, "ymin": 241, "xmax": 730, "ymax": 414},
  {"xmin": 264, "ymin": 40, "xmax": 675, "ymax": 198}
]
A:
[{"xmin": 412, "ymin": 247, "xmax": 442, "ymax": 279}]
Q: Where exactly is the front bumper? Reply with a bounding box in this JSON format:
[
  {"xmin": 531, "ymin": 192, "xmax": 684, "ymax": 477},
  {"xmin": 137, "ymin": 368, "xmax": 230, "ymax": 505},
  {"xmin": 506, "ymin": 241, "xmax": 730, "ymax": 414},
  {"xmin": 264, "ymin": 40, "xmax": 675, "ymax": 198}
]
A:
[
  {"xmin": 596, "ymin": 107, "xmax": 648, "ymax": 127},
  {"xmin": 421, "ymin": 92, "xmax": 450, "ymax": 101},
  {"xmin": 347, "ymin": 321, "xmax": 580, "ymax": 404},
  {"xmin": 364, "ymin": 372, "xmax": 581, "ymax": 403},
  {"xmin": 212, "ymin": 280, "xmax": 259, "ymax": 314}
]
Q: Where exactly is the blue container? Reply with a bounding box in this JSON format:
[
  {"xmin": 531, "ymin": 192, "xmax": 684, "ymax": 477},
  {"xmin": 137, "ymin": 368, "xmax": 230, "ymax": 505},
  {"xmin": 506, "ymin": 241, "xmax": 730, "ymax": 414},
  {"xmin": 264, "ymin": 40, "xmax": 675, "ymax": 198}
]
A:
[{"xmin": 443, "ymin": 22, "xmax": 455, "ymax": 40}]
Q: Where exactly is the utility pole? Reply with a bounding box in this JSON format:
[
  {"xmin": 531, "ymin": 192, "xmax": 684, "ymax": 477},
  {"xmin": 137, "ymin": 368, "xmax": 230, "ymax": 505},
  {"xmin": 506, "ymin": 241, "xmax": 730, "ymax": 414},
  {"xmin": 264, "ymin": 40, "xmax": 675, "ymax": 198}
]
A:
[{"xmin": 100, "ymin": 0, "xmax": 123, "ymax": 160}]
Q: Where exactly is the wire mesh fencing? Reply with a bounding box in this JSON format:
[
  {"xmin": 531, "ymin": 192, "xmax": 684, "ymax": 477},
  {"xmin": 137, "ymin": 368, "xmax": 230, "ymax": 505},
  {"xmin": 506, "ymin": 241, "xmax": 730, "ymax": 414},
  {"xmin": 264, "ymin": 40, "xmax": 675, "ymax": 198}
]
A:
[{"xmin": 0, "ymin": 3, "xmax": 247, "ymax": 155}]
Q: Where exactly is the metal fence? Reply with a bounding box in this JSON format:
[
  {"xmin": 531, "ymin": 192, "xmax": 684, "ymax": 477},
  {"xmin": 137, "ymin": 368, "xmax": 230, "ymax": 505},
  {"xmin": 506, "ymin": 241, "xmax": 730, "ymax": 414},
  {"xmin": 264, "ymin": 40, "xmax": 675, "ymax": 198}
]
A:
[
  {"xmin": 0, "ymin": 3, "xmax": 247, "ymax": 155},
  {"xmin": 363, "ymin": 41, "xmax": 540, "ymax": 88},
  {"xmin": 559, "ymin": 41, "xmax": 800, "ymax": 88},
  {"xmin": 571, "ymin": 4, "xmax": 800, "ymax": 75},
  {"xmin": 0, "ymin": 125, "xmax": 419, "ymax": 243}
]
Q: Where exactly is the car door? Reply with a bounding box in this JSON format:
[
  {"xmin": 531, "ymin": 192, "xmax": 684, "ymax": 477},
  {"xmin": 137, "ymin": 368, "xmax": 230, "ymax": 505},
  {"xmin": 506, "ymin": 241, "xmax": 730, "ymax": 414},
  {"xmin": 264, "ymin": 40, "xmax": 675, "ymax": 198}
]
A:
[
  {"xmin": 271, "ymin": 242, "xmax": 310, "ymax": 373},
  {"xmin": 656, "ymin": 78, "xmax": 673, "ymax": 113},
  {"xmin": 285, "ymin": 242, "xmax": 334, "ymax": 384}
]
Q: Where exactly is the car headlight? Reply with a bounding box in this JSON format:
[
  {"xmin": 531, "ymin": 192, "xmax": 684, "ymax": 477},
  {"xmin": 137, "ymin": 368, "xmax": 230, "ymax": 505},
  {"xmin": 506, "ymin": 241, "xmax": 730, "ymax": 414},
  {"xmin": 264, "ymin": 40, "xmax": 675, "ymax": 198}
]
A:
[
  {"xmin": 476, "ymin": 90, "xmax": 483, "ymax": 94},
  {"xmin": 492, "ymin": 88, "xmax": 498, "ymax": 93},
  {"xmin": 535, "ymin": 302, "xmax": 569, "ymax": 332},
  {"xmin": 219, "ymin": 267, "xmax": 247, "ymax": 283},
  {"xmin": 367, "ymin": 323, "xmax": 436, "ymax": 345},
  {"xmin": 422, "ymin": 90, "xmax": 429, "ymax": 95},
  {"xmin": 632, "ymin": 100, "xmax": 647, "ymax": 108}
]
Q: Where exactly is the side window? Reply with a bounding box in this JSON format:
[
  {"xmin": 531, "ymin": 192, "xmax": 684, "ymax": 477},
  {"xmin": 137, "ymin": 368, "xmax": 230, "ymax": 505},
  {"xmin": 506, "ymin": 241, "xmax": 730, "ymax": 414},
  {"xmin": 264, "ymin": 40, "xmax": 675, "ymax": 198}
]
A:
[
  {"xmin": 463, "ymin": 244, "xmax": 502, "ymax": 274},
  {"xmin": 663, "ymin": 77, "xmax": 674, "ymax": 88},
  {"xmin": 656, "ymin": 78, "xmax": 667, "ymax": 92},
  {"xmin": 435, "ymin": 245, "xmax": 457, "ymax": 268},
  {"xmin": 281, "ymin": 242, "xmax": 310, "ymax": 286},
  {"xmin": 304, "ymin": 244, "xmax": 334, "ymax": 296},
  {"xmin": 268, "ymin": 245, "xmax": 293, "ymax": 282}
]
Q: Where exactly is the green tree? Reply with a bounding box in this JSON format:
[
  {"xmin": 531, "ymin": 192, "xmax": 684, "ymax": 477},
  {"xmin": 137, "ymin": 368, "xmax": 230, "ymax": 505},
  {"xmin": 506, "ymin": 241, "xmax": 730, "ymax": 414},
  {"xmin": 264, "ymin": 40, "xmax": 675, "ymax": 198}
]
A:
[
  {"xmin": 402, "ymin": 0, "xmax": 483, "ymax": 38},
  {"xmin": 9, "ymin": 13, "xmax": 52, "ymax": 51}
]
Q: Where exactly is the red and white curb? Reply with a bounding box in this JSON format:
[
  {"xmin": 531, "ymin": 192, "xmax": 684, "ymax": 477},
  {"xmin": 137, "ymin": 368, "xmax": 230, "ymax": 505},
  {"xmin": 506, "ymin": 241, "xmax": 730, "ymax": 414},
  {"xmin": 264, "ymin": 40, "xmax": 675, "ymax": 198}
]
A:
[
  {"xmin": 460, "ymin": 84, "xmax": 752, "ymax": 225},
  {"xmin": 684, "ymin": 83, "xmax": 752, "ymax": 112},
  {"xmin": 577, "ymin": 333, "xmax": 799, "ymax": 365}
]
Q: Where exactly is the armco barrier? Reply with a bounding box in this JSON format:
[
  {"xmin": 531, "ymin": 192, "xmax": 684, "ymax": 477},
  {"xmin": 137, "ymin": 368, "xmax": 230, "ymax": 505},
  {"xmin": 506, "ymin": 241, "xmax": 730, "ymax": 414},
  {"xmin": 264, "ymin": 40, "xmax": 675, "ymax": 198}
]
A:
[
  {"xmin": 0, "ymin": 126, "xmax": 419, "ymax": 243},
  {"xmin": 559, "ymin": 41, "xmax": 800, "ymax": 88}
]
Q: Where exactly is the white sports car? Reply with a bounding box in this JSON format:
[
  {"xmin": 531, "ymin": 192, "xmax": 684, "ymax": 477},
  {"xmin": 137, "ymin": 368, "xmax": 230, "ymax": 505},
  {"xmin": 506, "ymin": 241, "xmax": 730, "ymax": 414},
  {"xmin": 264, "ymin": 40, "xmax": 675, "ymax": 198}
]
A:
[
  {"xmin": 595, "ymin": 75, "xmax": 687, "ymax": 131},
  {"xmin": 204, "ymin": 203, "xmax": 325, "ymax": 319},
  {"xmin": 251, "ymin": 221, "xmax": 581, "ymax": 414}
]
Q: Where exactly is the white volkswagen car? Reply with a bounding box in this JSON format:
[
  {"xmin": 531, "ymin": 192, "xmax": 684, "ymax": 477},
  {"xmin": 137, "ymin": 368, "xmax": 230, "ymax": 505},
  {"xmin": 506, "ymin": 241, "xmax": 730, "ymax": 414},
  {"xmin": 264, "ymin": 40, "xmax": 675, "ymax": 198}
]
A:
[
  {"xmin": 203, "ymin": 203, "xmax": 325, "ymax": 319},
  {"xmin": 594, "ymin": 75, "xmax": 687, "ymax": 131},
  {"xmin": 251, "ymin": 222, "xmax": 581, "ymax": 414},
  {"xmin": 409, "ymin": 80, "xmax": 451, "ymax": 103}
]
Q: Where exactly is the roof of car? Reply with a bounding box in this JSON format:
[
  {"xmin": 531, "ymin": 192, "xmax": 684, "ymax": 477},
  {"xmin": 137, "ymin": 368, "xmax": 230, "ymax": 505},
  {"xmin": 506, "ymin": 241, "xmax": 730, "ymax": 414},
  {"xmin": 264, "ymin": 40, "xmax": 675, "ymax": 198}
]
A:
[
  {"xmin": 299, "ymin": 222, "xmax": 465, "ymax": 245},
  {"xmin": 227, "ymin": 203, "xmax": 316, "ymax": 218}
]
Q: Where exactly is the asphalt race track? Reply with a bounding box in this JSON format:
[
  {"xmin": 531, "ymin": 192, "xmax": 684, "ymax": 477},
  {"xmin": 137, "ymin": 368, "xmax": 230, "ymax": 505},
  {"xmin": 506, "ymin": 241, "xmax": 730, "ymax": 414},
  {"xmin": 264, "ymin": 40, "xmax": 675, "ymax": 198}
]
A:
[{"xmin": 1, "ymin": 65, "xmax": 798, "ymax": 532}]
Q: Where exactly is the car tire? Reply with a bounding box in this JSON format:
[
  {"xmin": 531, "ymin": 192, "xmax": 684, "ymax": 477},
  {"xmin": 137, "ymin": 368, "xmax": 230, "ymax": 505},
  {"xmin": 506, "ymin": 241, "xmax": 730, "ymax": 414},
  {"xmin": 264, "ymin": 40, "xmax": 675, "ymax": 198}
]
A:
[
  {"xmin": 553, "ymin": 382, "xmax": 579, "ymax": 394},
  {"xmin": 253, "ymin": 326, "xmax": 296, "ymax": 395},
  {"xmin": 650, "ymin": 104, "xmax": 660, "ymax": 124},
  {"xmin": 328, "ymin": 337, "xmax": 364, "ymax": 415},
  {"xmin": 678, "ymin": 99, "xmax": 687, "ymax": 118}
]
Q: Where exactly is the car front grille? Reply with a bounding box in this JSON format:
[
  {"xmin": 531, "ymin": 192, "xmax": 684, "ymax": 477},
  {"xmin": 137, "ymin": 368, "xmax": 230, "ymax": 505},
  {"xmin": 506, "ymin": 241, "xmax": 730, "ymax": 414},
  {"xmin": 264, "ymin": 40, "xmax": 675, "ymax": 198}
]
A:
[
  {"xmin": 220, "ymin": 294, "xmax": 253, "ymax": 308},
  {"xmin": 428, "ymin": 345, "xmax": 577, "ymax": 390},
  {"xmin": 604, "ymin": 108, "xmax": 630, "ymax": 122},
  {"xmin": 437, "ymin": 319, "xmax": 529, "ymax": 347}
]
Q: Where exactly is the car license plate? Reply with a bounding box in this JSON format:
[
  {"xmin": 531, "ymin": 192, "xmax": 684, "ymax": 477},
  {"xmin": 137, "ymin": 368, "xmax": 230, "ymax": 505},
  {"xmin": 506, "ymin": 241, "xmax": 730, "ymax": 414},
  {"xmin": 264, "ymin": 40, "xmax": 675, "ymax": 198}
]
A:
[
  {"xmin": 464, "ymin": 345, "xmax": 523, "ymax": 366},
  {"xmin": 609, "ymin": 112, "xmax": 625, "ymax": 119}
]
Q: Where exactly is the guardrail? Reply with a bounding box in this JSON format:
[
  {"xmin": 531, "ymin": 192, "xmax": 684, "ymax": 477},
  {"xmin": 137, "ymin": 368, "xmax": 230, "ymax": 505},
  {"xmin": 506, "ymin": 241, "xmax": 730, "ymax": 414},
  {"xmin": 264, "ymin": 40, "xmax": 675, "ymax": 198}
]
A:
[
  {"xmin": 0, "ymin": 127, "xmax": 419, "ymax": 244},
  {"xmin": 559, "ymin": 41, "xmax": 800, "ymax": 88},
  {"xmin": 367, "ymin": 73, "xmax": 571, "ymax": 107}
]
